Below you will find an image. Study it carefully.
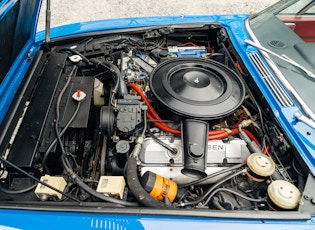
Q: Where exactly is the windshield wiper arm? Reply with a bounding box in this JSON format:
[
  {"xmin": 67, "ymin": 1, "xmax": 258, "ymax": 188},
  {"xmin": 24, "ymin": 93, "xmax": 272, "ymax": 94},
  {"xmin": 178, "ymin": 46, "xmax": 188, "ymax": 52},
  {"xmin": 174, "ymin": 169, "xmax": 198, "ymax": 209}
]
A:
[
  {"xmin": 244, "ymin": 39, "xmax": 315, "ymax": 79},
  {"xmin": 294, "ymin": 113, "xmax": 315, "ymax": 129}
]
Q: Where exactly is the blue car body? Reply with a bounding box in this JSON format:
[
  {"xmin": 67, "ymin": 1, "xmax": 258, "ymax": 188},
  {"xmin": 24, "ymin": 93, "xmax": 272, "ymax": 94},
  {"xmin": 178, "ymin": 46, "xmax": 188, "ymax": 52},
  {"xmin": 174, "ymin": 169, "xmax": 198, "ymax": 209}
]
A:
[
  {"xmin": 0, "ymin": 209, "xmax": 314, "ymax": 230},
  {"xmin": 1, "ymin": 0, "xmax": 315, "ymax": 229}
]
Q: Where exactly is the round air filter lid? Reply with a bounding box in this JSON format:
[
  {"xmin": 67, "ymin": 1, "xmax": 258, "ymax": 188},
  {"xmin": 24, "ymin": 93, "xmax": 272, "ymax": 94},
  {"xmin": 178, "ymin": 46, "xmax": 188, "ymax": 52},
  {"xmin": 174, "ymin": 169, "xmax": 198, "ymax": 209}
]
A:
[{"xmin": 150, "ymin": 58, "xmax": 245, "ymax": 119}]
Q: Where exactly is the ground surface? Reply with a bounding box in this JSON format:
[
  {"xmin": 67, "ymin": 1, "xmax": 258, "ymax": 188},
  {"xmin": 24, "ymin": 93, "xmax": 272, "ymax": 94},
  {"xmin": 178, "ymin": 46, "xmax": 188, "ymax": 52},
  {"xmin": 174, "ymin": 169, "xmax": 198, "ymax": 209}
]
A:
[{"xmin": 38, "ymin": 0, "xmax": 278, "ymax": 30}]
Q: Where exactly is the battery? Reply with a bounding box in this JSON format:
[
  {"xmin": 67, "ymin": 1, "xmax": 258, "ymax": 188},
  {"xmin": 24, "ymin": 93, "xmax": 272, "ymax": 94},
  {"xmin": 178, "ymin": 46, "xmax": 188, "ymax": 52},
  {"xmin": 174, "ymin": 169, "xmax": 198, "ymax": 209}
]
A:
[{"xmin": 168, "ymin": 46, "xmax": 208, "ymax": 57}]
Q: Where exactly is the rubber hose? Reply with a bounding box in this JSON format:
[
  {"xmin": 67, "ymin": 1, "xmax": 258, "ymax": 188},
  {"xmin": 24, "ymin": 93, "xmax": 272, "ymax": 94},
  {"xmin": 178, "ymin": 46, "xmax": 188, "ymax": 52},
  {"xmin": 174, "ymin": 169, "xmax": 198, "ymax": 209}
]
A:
[
  {"xmin": 126, "ymin": 157, "xmax": 173, "ymax": 208},
  {"xmin": 108, "ymin": 62, "xmax": 128, "ymax": 97},
  {"xmin": 73, "ymin": 177, "xmax": 139, "ymax": 207},
  {"xmin": 61, "ymin": 155, "xmax": 138, "ymax": 207}
]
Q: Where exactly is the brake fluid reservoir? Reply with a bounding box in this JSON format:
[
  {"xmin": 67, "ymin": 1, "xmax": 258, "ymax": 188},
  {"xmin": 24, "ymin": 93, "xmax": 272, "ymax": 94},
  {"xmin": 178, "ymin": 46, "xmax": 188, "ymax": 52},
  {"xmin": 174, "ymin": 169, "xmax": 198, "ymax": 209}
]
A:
[
  {"xmin": 267, "ymin": 180, "xmax": 300, "ymax": 211},
  {"xmin": 246, "ymin": 153, "xmax": 276, "ymax": 182},
  {"xmin": 93, "ymin": 78, "xmax": 105, "ymax": 106},
  {"xmin": 141, "ymin": 171, "xmax": 178, "ymax": 202}
]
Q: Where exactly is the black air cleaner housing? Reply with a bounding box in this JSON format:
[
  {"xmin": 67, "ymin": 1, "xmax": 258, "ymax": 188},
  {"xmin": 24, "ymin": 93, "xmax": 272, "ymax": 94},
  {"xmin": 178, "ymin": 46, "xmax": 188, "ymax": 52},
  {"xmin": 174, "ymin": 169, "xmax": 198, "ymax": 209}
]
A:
[
  {"xmin": 150, "ymin": 57, "xmax": 245, "ymax": 178},
  {"xmin": 150, "ymin": 57, "xmax": 245, "ymax": 120}
]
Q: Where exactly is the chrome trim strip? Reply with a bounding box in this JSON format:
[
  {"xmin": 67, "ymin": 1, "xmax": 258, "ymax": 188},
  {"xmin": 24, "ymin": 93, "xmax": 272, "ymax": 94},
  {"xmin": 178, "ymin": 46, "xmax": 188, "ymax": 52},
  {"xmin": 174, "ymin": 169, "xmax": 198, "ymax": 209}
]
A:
[
  {"xmin": 245, "ymin": 19, "xmax": 315, "ymax": 121},
  {"xmin": 248, "ymin": 52, "xmax": 293, "ymax": 107}
]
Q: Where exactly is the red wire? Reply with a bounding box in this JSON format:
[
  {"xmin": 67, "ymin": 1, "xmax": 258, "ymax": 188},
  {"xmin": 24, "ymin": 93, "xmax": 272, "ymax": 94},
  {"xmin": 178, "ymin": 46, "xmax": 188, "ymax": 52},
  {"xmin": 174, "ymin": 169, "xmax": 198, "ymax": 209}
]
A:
[
  {"xmin": 128, "ymin": 84, "xmax": 261, "ymax": 146},
  {"xmin": 128, "ymin": 84, "xmax": 161, "ymax": 119},
  {"xmin": 236, "ymin": 61, "xmax": 243, "ymax": 74},
  {"xmin": 147, "ymin": 113, "xmax": 181, "ymax": 136},
  {"xmin": 178, "ymin": 42, "xmax": 200, "ymax": 47},
  {"xmin": 263, "ymin": 145, "xmax": 270, "ymax": 155},
  {"xmin": 233, "ymin": 114, "xmax": 243, "ymax": 128},
  {"xmin": 178, "ymin": 42, "xmax": 214, "ymax": 53},
  {"xmin": 129, "ymin": 84, "xmax": 180, "ymax": 135},
  {"xmin": 208, "ymin": 129, "xmax": 238, "ymax": 140}
]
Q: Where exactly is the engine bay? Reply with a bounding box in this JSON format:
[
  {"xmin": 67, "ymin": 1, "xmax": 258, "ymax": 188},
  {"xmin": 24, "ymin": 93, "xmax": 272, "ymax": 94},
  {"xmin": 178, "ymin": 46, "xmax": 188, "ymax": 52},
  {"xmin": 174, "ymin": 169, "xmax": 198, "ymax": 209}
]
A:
[{"xmin": 0, "ymin": 24, "xmax": 309, "ymax": 211}]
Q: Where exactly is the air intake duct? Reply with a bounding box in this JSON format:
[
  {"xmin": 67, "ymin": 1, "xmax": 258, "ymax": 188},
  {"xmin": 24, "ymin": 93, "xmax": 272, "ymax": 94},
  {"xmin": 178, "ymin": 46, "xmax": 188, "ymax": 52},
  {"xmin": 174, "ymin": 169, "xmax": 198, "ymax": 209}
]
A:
[{"xmin": 181, "ymin": 119, "xmax": 208, "ymax": 178}]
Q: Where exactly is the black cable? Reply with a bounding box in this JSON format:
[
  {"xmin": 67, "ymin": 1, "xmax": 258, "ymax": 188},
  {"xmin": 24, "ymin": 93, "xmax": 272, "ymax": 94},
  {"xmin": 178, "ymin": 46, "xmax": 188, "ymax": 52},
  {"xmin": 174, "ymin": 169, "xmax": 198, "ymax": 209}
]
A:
[
  {"xmin": 53, "ymin": 66, "xmax": 138, "ymax": 207},
  {"xmin": 292, "ymin": 158, "xmax": 307, "ymax": 177},
  {"xmin": 57, "ymin": 112, "xmax": 138, "ymax": 206},
  {"xmin": 0, "ymin": 156, "xmax": 80, "ymax": 202},
  {"xmin": 89, "ymin": 58, "xmax": 119, "ymax": 94},
  {"xmin": 178, "ymin": 170, "xmax": 244, "ymax": 207},
  {"xmin": 178, "ymin": 163, "xmax": 245, "ymax": 189},
  {"xmin": 89, "ymin": 58, "xmax": 128, "ymax": 98},
  {"xmin": 142, "ymin": 111, "xmax": 147, "ymax": 136},
  {"xmin": 147, "ymin": 129, "xmax": 177, "ymax": 155},
  {"xmin": 126, "ymin": 157, "xmax": 172, "ymax": 208},
  {"xmin": 100, "ymin": 136, "xmax": 107, "ymax": 176},
  {"xmin": 0, "ymin": 183, "xmax": 37, "ymax": 194},
  {"xmin": 55, "ymin": 66, "xmax": 76, "ymax": 159},
  {"xmin": 42, "ymin": 101, "xmax": 82, "ymax": 173},
  {"xmin": 201, "ymin": 172, "xmax": 249, "ymax": 206},
  {"xmin": 220, "ymin": 42, "xmax": 267, "ymax": 136},
  {"xmin": 221, "ymin": 41, "xmax": 269, "ymax": 154},
  {"xmin": 148, "ymin": 130, "xmax": 177, "ymax": 154},
  {"xmin": 62, "ymin": 155, "xmax": 139, "ymax": 207},
  {"xmin": 0, "ymin": 66, "xmax": 80, "ymax": 201},
  {"xmin": 204, "ymin": 187, "xmax": 266, "ymax": 206},
  {"xmin": 59, "ymin": 48, "xmax": 92, "ymax": 65}
]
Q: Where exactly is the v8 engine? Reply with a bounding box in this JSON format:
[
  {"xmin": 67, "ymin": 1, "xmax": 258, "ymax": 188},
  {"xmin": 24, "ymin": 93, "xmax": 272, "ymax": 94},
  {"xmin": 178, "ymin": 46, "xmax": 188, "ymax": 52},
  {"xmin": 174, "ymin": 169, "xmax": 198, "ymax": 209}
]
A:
[{"xmin": 0, "ymin": 24, "xmax": 304, "ymax": 212}]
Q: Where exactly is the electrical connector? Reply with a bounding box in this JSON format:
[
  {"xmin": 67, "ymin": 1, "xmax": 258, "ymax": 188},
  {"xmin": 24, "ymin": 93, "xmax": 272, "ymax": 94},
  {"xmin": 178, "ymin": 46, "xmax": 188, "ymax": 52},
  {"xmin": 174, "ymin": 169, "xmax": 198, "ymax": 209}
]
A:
[
  {"xmin": 34, "ymin": 175, "xmax": 67, "ymax": 201},
  {"xmin": 96, "ymin": 176, "xmax": 126, "ymax": 199}
]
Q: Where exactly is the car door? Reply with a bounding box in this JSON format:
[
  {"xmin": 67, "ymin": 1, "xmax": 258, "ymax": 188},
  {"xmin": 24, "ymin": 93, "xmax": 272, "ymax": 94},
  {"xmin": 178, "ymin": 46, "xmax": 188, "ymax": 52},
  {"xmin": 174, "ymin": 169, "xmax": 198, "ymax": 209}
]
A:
[{"xmin": 278, "ymin": 0, "xmax": 315, "ymax": 42}]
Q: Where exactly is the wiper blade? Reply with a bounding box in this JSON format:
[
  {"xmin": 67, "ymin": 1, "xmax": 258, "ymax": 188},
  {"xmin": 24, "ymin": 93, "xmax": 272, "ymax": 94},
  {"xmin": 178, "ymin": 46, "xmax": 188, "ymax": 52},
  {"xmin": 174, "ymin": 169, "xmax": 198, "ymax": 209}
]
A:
[{"xmin": 244, "ymin": 39, "xmax": 315, "ymax": 79}]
